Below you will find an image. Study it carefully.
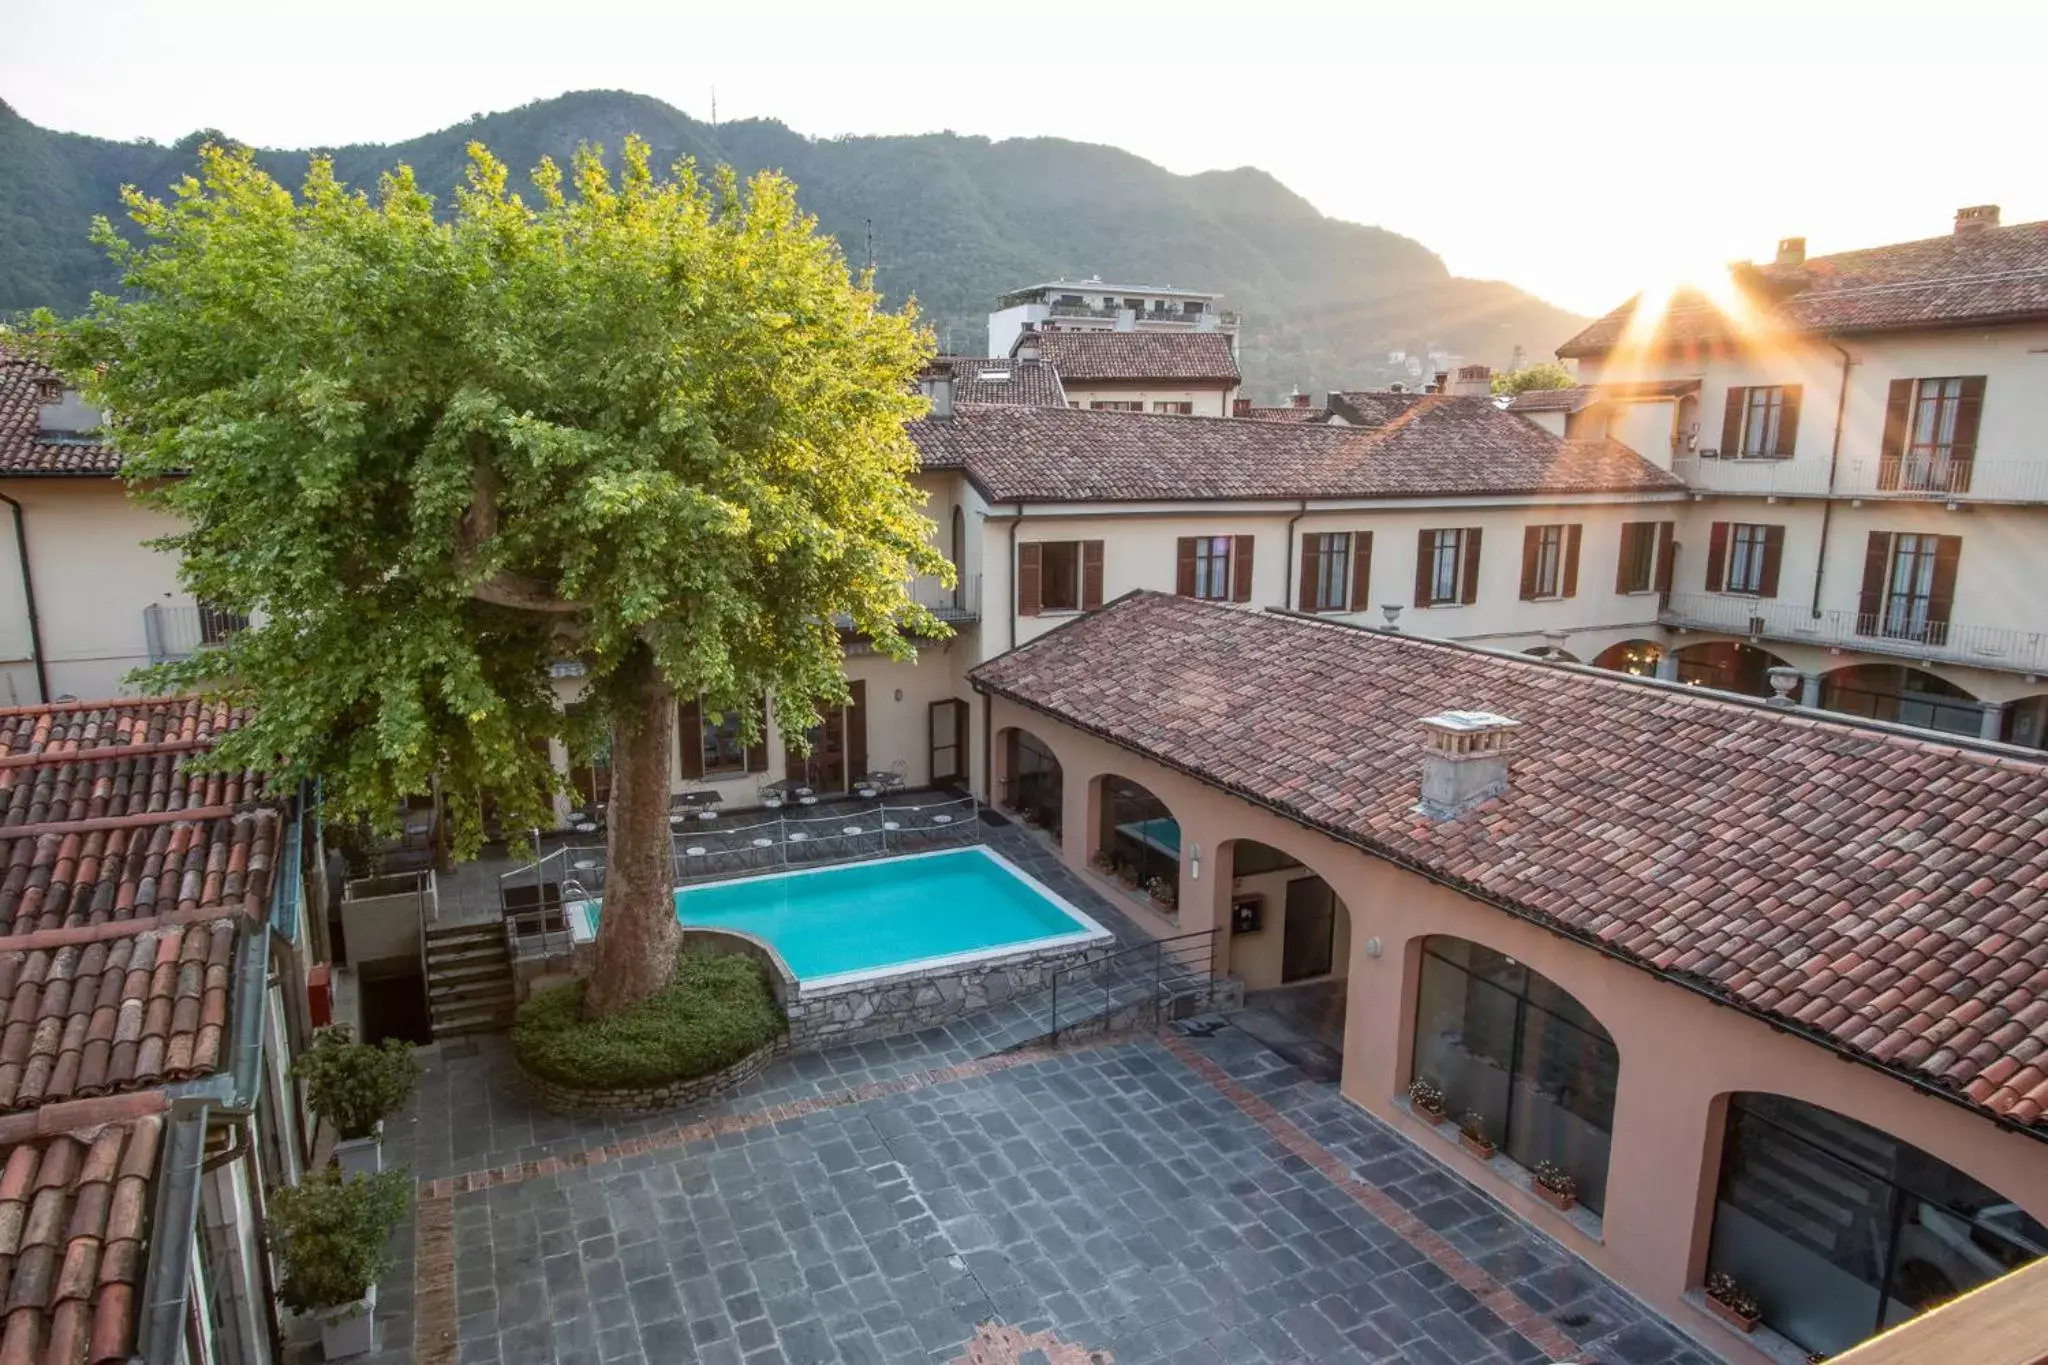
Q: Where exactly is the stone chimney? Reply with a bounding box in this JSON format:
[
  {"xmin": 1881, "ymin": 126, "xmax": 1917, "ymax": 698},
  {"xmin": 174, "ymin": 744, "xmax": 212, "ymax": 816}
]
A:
[
  {"xmin": 1231, "ymin": 396, "xmax": 1252, "ymax": 417},
  {"xmin": 919, "ymin": 369, "xmax": 954, "ymax": 420},
  {"xmin": 1290, "ymin": 390, "xmax": 1311, "ymax": 409},
  {"xmin": 1431, "ymin": 370, "xmax": 1450, "ymax": 393},
  {"xmin": 1448, "ymin": 365, "xmax": 1493, "ymax": 398},
  {"xmin": 1775, "ymin": 237, "xmax": 1806, "ymax": 267},
  {"xmin": 1955, "ymin": 205, "xmax": 2000, "ymax": 234},
  {"xmin": 1013, "ymin": 327, "xmax": 1042, "ymax": 362},
  {"xmin": 36, "ymin": 386, "xmax": 101, "ymax": 437},
  {"xmin": 1417, "ymin": 711, "xmax": 1519, "ymax": 819}
]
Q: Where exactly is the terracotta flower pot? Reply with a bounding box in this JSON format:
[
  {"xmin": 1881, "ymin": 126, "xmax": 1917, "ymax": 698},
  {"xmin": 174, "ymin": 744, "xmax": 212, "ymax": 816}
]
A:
[
  {"xmin": 1417, "ymin": 1103, "xmax": 1447, "ymax": 1125},
  {"xmin": 1458, "ymin": 1132, "xmax": 1495, "ymax": 1160},
  {"xmin": 1534, "ymin": 1181, "xmax": 1577, "ymax": 1213},
  {"xmin": 1706, "ymin": 1294, "xmax": 1758, "ymax": 1335}
]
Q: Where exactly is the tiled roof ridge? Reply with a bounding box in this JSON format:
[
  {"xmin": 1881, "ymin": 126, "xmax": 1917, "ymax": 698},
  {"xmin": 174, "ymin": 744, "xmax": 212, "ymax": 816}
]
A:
[
  {"xmin": 1793, "ymin": 216, "xmax": 2046, "ymax": 270},
  {"xmin": 0, "ymin": 1090, "xmax": 167, "ymax": 1148},
  {"xmin": 0, "ymin": 899, "xmax": 263, "ymax": 955}
]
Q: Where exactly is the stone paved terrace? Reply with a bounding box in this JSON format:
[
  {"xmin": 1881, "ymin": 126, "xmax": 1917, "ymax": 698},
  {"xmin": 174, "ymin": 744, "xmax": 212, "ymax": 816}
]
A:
[{"xmin": 351, "ymin": 1010, "xmax": 1720, "ymax": 1365}]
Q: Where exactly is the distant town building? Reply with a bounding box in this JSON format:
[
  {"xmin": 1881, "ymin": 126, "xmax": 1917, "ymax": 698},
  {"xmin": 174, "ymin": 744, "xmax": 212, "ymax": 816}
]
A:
[{"xmin": 987, "ymin": 278, "xmax": 1239, "ymax": 358}]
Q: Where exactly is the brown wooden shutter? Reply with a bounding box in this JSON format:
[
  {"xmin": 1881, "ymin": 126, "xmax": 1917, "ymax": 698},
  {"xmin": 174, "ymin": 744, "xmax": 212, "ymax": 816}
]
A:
[
  {"xmin": 1720, "ymin": 387, "xmax": 1744, "ymax": 455},
  {"xmin": 1951, "ymin": 376, "xmax": 1986, "ymax": 492},
  {"xmin": 678, "ymin": 698, "xmax": 704, "ymax": 780},
  {"xmin": 1758, "ymin": 525, "xmax": 1785, "ymax": 598},
  {"xmin": 785, "ymin": 731, "xmax": 807, "ymax": 782},
  {"xmin": 1653, "ymin": 522, "xmax": 1675, "ymax": 596},
  {"xmin": 1774, "ymin": 385, "xmax": 1802, "ymax": 458},
  {"xmin": 1349, "ymin": 531, "xmax": 1372, "ymax": 612},
  {"xmin": 1232, "ymin": 535, "xmax": 1254, "ymax": 602},
  {"xmin": 1562, "ymin": 524, "xmax": 1582, "ymax": 598},
  {"xmin": 1298, "ymin": 533, "xmax": 1319, "ymax": 611},
  {"xmin": 1704, "ymin": 521, "xmax": 1729, "ymax": 591},
  {"xmin": 846, "ymin": 680, "xmax": 868, "ymax": 781},
  {"xmin": 1518, "ymin": 526, "xmax": 1541, "ymax": 601},
  {"xmin": 745, "ymin": 698, "xmax": 769, "ymax": 772},
  {"xmin": 1879, "ymin": 378, "xmax": 1913, "ymax": 488},
  {"xmin": 1615, "ymin": 524, "xmax": 1637, "ymax": 594},
  {"xmin": 1081, "ymin": 540, "xmax": 1104, "ymax": 609},
  {"xmin": 1926, "ymin": 535, "xmax": 1962, "ymax": 645},
  {"xmin": 1413, "ymin": 529, "xmax": 1434, "ymax": 607},
  {"xmin": 1460, "ymin": 528, "xmax": 1482, "ymax": 605},
  {"xmin": 1857, "ymin": 531, "xmax": 1891, "ymax": 634},
  {"xmin": 1017, "ymin": 542, "xmax": 1043, "ymax": 616},
  {"xmin": 1174, "ymin": 537, "xmax": 1198, "ymax": 597}
]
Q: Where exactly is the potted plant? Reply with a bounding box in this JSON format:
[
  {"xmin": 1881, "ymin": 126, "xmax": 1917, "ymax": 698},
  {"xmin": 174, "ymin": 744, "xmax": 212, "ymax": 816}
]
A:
[
  {"xmin": 1457, "ymin": 1110, "xmax": 1496, "ymax": 1160},
  {"xmin": 293, "ymin": 1026, "xmax": 421, "ymax": 1176},
  {"xmin": 1406, "ymin": 1078, "xmax": 1447, "ymax": 1123},
  {"xmin": 1145, "ymin": 876, "xmax": 1177, "ymax": 910},
  {"xmin": 269, "ymin": 1167, "xmax": 411, "ymax": 1359},
  {"xmin": 1089, "ymin": 849, "xmax": 1116, "ymax": 877},
  {"xmin": 1704, "ymin": 1271, "xmax": 1761, "ymax": 1334},
  {"xmin": 1532, "ymin": 1160, "xmax": 1577, "ymax": 1212},
  {"xmin": 1115, "ymin": 863, "xmax": 1140, "ymax": 889}
]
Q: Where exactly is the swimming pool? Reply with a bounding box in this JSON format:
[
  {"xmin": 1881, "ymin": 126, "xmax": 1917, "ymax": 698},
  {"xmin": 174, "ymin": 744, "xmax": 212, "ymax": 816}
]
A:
[{"xmin": 661, "ymin": 846, "xmax": 1109, "ymax": 987}]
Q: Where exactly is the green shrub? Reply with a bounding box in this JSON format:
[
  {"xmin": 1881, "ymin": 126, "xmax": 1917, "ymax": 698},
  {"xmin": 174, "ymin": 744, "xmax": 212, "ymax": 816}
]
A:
[
  {"xmin": 293, "ymin": 1025, "xmax": 421, "ymax": 1140},
  {"xmin": 512, "ymin": 950, "xmax": 785, "ymax": 1089},
  {"xmin": 268, "ymin": 1167, "xmax": 411, "ymax": 1312}
]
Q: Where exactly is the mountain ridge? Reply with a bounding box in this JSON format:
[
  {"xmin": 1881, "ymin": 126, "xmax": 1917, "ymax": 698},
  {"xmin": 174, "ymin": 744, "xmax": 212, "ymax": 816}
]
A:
[{"xmin": 0, "ymin": 89, "xmax": 1583, "ymax": 397}]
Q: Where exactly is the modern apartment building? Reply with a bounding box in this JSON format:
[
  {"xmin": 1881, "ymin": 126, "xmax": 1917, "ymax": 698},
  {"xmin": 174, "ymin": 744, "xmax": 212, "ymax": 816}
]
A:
[
  {"xmin": 1535, "ymin": 206, "xmax": 2048, "ymax": 748},
  {"xmin": 986, "ymin": 278, "xmax": 1240, "ymax": 358}
]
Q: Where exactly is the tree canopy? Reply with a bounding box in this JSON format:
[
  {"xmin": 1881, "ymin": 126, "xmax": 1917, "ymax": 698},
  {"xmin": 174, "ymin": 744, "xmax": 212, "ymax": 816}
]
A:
[
  {"xmin": 35, "ymin": 137, "xmax": 947, "ymax": 1012},
  {"xmin": 1491, "ymin": 361, "xmax": 1576, "ymax": 396}
]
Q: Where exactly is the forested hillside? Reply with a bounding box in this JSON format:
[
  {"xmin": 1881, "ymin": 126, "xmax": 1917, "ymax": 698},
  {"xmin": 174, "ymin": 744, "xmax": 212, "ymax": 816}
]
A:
[{"xmin": 0, "ymin": 91, "xmax": 1582, "ymax": 396}]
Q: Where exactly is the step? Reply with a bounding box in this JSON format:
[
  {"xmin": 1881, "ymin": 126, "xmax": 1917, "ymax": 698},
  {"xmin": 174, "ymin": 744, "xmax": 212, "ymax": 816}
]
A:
[
  {"xmin": 423, "ymin": 924, "xmax": 509, "ymax": 948},
  {"xmin": 428, "ymin": 978, "xmax": 516, "ymax": 1007},
  {"xmin": 430, "ymin": 1006, "xmax": 516, "ymax": 1038},
  {"xmin": 425, "ymin": 959, "xmax": 511, "ymax": 987},
  {"xmin": 425, "ymin": 940, "xmax": 510, "ymax": 968}
]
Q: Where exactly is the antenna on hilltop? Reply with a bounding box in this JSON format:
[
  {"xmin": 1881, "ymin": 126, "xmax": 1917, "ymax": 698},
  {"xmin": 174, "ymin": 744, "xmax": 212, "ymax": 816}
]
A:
[
  {"xmin": 710, "ymin": 86, "xmax": 718, "ymax": 127},
  {"xmin": 864, "ymin": 219, "xmax": 875, "ymax": 274}
]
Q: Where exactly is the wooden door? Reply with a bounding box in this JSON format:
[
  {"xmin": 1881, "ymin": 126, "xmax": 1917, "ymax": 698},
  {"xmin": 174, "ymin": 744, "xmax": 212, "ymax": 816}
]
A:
[
  {"xmin": 1281, "ymin": 876, "xmax": 1336, "ymax": 983},
  {"xmin": 930, "ymin": 698, "xmax": 968, "ymax": 785}
]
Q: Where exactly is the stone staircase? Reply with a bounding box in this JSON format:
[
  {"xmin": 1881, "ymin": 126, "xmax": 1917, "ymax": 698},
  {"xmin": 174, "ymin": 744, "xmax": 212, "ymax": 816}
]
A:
[{"xmin": 424, "ymin": 922, "xmax": 518, "ymax": 1038}]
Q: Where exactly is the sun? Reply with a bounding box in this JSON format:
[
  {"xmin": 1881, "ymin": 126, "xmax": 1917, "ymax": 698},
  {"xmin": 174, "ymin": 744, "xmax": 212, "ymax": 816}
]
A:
[{"xmin": 1607, "ymin": 260, "xmax": 1768, "ymax": 376}]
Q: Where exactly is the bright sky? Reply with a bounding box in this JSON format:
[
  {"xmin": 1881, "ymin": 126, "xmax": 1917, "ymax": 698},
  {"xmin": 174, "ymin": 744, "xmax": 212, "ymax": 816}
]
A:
[{"xmin": 5, "ymin": 0, "xmax": 2043, "ymax": 316}]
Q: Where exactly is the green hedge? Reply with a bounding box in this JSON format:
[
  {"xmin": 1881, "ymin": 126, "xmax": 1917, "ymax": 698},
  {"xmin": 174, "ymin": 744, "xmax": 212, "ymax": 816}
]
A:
[{"xmin": 512, "ymin": 950, "xmax": 785, "ymax": 1089}]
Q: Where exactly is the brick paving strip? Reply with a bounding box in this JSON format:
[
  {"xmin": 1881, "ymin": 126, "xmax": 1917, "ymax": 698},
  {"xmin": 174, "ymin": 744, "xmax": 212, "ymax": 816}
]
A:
[
  {"xmin": 1156, "ymin": 1030, "xmax": 1583, "ymax": 1363},
  {"xmin": 410, "ymin": 1042, "xmax": 1106, "ymax": 1365}
]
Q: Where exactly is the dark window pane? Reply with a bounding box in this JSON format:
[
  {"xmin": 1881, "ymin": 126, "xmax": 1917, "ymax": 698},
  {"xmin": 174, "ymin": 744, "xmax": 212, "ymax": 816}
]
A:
[
  {"xmin": 1041, "ymin": 542, "xmax": 1081, "ymax": 611},
  {"xmin": 1506, "ymin": 999, "xmax": 1617, "ymax": 1213}
]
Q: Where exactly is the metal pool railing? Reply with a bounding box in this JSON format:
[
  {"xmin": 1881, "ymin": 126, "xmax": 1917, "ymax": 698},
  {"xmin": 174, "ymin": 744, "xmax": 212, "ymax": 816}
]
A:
[{"xmin": 495, "ymin": 792, "xmax": 984, "ymax": 952}]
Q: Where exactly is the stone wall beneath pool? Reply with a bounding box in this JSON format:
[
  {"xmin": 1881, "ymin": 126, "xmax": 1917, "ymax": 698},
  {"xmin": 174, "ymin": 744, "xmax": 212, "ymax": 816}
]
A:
[{"xmin": 785, "ymin": 938, "xmax": 1114, "ymax": 1049}]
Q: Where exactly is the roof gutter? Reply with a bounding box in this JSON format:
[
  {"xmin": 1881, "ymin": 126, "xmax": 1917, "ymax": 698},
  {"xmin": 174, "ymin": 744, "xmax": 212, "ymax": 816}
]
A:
[
  {"xmin": 0, "ymin": 491, "xmax": 49, "ymax": 703},
  {"xmin": 1283, "ymin": 500, "xmax": 1307, "ymax": 610},
  {"xmin": 134, "ymin": 1099, "xmax": 210, "ymax": 1364}
]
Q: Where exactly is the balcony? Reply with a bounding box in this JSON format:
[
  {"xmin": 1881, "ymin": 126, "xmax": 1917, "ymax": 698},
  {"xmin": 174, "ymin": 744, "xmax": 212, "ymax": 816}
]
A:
[
  {"xmin": 143, "ymin": 602, "xmax": 249, "ymax": 664},
  {"xmin": 909, "ymin": 570, "xmax": 980, "ymax": 625},
  {"xmin": 1673, "ymin": 453, "xmax": 2048, "ymax": 504},
  {"xmin": 1660, "ymin": 591, "xmax": 2048, "ymax": 675},
  {"xmin": 1046, "ymin": 302, "xmax": 1125, "ymax": 321}
]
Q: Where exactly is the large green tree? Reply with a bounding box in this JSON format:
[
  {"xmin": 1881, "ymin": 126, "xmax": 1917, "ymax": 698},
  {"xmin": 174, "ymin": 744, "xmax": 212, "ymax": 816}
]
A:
[
  {"xmin": 35, "ymin": 138, "xmax": 947, "ymax": 1015},
  {"xmin": 1491, "ymin": 361, "xmax": 1576, "ymax": 396}
]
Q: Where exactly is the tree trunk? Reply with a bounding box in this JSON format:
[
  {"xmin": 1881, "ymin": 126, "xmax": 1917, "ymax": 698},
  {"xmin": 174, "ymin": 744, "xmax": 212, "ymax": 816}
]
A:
[{"xmin": 582, "ymin": 641, "xmax": 682, "ymax": 1018}]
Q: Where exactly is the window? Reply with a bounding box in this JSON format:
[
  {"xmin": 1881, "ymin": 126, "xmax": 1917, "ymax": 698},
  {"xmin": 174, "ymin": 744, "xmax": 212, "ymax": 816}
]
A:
[
  {"xmin": 1614, "ymin": 521, "xmax": 1672, "ymax": 595},
  {"xmin": 1707, "ymin": 1093, "xmax": 2046, "ymax": 1357},
  {"xmin": 1151, "ymin": 401, "xmax": 1194, "ymax": 415},
  {"xmin": 1018, "ymin": 540, "xmax": 1102, "ymax": 615},
  {"xmin": 1411, "ymin": 936, "xmax": 1619, "ymax": 1214},
  {"xmin": 1089, "ymin": 400, "xmax": 1143, "ymax": 412},
  {"xmin": 198, "ymin": 602, "xmax": 249, "ymax": 645},
  {"xmin": 1881, "ymin": 376, "xmax": 1986, "ymax": 492},
  {"xmin": 1414, "ymin": 527, "xmax": 1481, "ymax": 607},
  {"xmin": 1124, "ymin": 297, "xmax": 1144, "ymax": 311},
  {"xmin": 1099, "ymin": 777, "xmax": 1178, "ymax": 912},
  {"xmin": 678, "ymin": 697, "xmax": 766, "ymax": 778},
  {"xmin": 1857, "ymin": 532, "xmax": 1960, "ymax": 645},
  {"xmin": 1705, "ymin": 521, "xmax": 1784, "ymax": 597},
  {"xmin": 1176, "ymin": 535, "xmax": 1252, "ymax": 602},
  {"xmin": 700, "ymin": 707, "xmax": 745, "ymax": 774},
  {"xmin": 1720, "ymin": 385, "xmax": 1800, "ymax": 458},
  {"xmin": 1300, "ymin": 531, "xmax": 1370, "ymax": 613},
  {"xmin": 1518, "ymin": 524, "xmax": 1581, "ymax": 601},
  {"xmin": 1182, "ymin": 300, "xmax": 1203, "ymax": 316}
]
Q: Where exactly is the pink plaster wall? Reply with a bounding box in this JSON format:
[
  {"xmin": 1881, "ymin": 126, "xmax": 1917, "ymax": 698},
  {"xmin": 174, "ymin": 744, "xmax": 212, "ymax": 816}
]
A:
[{"xmin": 986, "ymin": 696, "xmax": 2048, "ymax": 1362}]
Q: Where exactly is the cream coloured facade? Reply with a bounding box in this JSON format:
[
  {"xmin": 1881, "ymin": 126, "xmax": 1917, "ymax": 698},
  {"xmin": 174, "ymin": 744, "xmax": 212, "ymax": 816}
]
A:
[{"xmin": 1061, "ymin": 383, "xmax": 1236, "ymax": 417}]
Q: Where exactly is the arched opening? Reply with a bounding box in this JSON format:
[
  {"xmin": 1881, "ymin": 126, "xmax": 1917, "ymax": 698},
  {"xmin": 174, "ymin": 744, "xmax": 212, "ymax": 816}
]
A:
[
  {"xmin": 1821, "ymin": 663, "xmax": 1982, "ymax": 737},
  {"xmin": 1095, "ymin": 776, "xmax": 1180, "ymax": 913},
  {"xmin": 1706, "ymin": 1092, "xmax": 2046, "ymax": 1357},
  {"xmin": 1673, "ymin": 640, "xmax": 1787, "ymax": 698},
  {"xmin": 998, "ymin": 726, "xmax": 1064, "ymax": 840},
  {"xmin": 1591, "ymin": 638, "xmax": 1663, "ymax": 677},
  {"xmin": 1222, "ymin": 839, "xmax": 1352, "ymax": 1071},
  {"xmin": 1522, "ymin": 646, "xmax": 1581, "ymax": 663},
  {"xmin": 2002, "ymin": 694, "xmax": 2048, "ymax": 750},
  {"xmin": 1410, "ymin": 936, "xmax": 1619, "ymax": 1213}
]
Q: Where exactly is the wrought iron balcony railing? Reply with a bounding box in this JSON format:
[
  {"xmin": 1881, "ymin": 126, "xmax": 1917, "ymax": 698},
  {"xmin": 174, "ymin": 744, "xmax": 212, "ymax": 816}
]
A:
[{"xmin": 1660, "ymin": 592, "xmax": 2048, "ymax": 674}]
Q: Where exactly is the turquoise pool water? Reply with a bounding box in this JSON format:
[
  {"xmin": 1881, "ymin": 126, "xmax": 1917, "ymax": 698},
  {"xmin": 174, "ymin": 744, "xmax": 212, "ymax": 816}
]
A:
[{"xmin": 671, "ymin": 847, "xmax": 1105, "ymax": 984}]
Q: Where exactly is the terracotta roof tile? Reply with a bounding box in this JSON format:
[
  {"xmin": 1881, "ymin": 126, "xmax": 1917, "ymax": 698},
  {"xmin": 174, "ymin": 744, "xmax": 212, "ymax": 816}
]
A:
[
  {"xmin": 937, "ymin": 357, "xmax": 1067, "ymax": 408},
  {"xmin": 0, "ymin": 355, "xmax": 117, "ymax": 479},
  {"xmin": 1240, "ymin": 405, "xmax": 1328, "ymax": 423},
  {"xmin": 972, "ymin": 593, "xmax": 2048, "ymax": 1130},
  {"xmin": 1025, "ymin": 331, "xmax": 1240, "ymax": 384},
  {"xmin": 911, "ymin": 398, "xmax": 1682, "ymax": 503},
  {"xmin": 1560, "ymin": 218, "xmax": 2048, "ymax": 356},
  {"xmin": 0, "ymin": 1112, "xmax": 161, "ymax": 1365}
]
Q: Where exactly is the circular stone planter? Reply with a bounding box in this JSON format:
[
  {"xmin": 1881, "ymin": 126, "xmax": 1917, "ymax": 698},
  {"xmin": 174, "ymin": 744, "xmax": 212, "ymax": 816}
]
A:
[{"xmin": 516, "ymin": 1033, "xmax": 789, "ymax": 1118}]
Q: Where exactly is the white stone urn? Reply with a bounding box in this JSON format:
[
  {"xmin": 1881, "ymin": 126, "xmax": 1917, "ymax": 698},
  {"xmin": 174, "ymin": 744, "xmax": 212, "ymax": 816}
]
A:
[
  {"xmin": 332, "ymin": 1121, "xmax": 383, "ymax": 1178},
  {"xmin": 318, "ymin": 1283, "xmax": 378, "ymax": 1359}
]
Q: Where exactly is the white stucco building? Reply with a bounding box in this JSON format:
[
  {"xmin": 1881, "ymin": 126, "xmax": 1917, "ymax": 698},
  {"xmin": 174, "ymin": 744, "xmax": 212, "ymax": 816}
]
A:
[{"xmin": 986, "ymin": 278, "xmax": 1239, "ymax": 358}]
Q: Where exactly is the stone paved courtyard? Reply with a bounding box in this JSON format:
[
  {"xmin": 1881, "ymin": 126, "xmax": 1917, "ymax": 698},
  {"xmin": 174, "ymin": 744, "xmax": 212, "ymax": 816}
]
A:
[{"xmin": 366, "ymin": 1012, "xmax": 1720, "ymax": 1365}]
